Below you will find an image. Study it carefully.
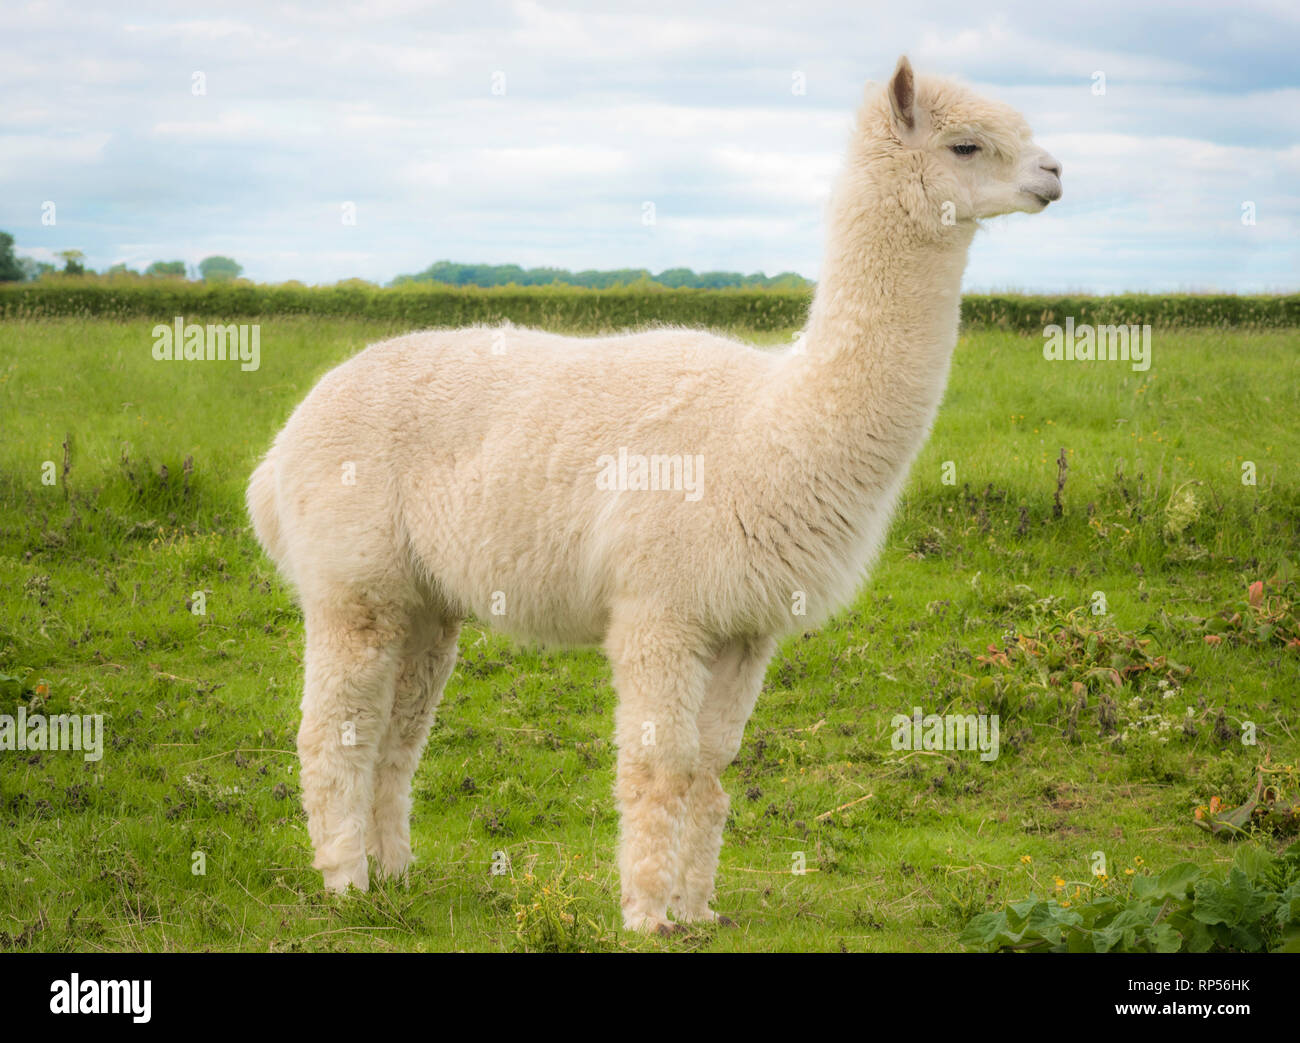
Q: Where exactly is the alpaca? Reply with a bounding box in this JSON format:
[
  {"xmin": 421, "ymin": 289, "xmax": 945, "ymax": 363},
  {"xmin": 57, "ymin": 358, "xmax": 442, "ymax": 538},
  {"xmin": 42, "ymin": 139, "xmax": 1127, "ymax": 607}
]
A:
[{"xmin": 247, "ymin": 56, "xmax": 1061, "ymax": 934}]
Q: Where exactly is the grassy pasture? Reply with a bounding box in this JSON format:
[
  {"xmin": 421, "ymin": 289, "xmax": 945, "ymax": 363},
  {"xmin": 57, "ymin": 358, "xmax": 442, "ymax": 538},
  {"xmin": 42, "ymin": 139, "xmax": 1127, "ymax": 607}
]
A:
[{"xmin": 0, "ymin": 314, "xmax": 1296, "ymax": 951}]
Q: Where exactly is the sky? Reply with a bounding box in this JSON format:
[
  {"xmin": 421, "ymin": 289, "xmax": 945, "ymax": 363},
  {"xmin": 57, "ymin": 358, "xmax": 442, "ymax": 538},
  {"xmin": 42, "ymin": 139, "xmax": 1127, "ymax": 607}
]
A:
[{"xmin": 2, "ymin": 0, "xmax": 1297, "ymax": 292}]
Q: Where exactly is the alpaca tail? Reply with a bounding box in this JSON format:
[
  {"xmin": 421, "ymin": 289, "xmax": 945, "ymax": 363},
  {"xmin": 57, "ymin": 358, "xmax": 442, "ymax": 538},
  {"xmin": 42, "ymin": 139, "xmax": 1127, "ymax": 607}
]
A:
[{"xmin": 247, "ymin": 452, "xmax": 286, "ymax": 569}]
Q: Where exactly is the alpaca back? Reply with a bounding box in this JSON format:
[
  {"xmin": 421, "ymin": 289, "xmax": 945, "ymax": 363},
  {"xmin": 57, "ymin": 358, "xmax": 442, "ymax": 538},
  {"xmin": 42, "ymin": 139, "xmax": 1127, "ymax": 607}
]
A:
[{"xmin": 258, "ymin": 325, "xmax": 818, "ymax": 640}]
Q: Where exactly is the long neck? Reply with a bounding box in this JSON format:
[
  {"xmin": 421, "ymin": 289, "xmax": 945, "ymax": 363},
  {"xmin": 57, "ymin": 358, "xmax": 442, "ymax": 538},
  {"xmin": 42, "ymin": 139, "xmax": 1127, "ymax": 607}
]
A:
[{"xmin": 772, "ymin": 174, "xmax": 975, "ymax": 473}]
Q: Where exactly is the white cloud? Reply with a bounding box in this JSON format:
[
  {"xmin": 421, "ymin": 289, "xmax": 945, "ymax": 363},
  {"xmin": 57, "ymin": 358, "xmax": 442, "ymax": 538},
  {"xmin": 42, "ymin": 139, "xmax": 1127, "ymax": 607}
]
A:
[
  {"xmin": 0, "ymin": 131, "xmax": 112, "ymax": 176},
  {"xmin": 0, "ymin": 0, "xmax": 1294, "ymax": 289}
]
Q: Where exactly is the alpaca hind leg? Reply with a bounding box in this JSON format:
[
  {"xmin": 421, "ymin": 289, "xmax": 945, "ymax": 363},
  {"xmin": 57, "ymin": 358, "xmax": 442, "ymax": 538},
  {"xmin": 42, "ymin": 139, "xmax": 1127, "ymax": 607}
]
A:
[
  {"xmin": 297, "ymin": 596, "xmax": 407, "ymax": 893},
  {"xmin": 673, "ymin": 636, "xmax": 775, "ymax": 924},
  {"xmin": 368, "ymin": 614, "xmax": 460, "ymax": 880},
  {"xmin": 606, "ymin": 610, "xmax": 711, "ymax": 934}
]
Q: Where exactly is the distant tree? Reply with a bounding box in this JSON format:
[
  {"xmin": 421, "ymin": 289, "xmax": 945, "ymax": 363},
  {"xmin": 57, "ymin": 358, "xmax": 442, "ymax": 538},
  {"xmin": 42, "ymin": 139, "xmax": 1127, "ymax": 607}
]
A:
[
  {"xmin": 198, "ymin": 255, "xmax": 242, "ymax": 282},
  {"xmin": 655, "ymin": 267, "xmax": 696, "ymax": 289},
  {"xmin": 18, "ymin": 257, "xmax": 56, "ymax": 281},
  {"xmin": 623, "ymin": 273, "xmax": 662, "ymax": 291},
  {"xmin": 145, "ymin": 260, "xmax": 188, "ymax": 278},
  {"xmin": 594, "ymin": 269, "xmax": 652, "ymax": 288},
  {"xmin": 58, "ymin": 249, "xmax": 86, "ymax": 275},
  {"xmin": 528, "ymin": 266, "xmax": 573, "ymax": 286},
  {"xmin": 105, "ymin": 262, "xmax": 138, "ymax": 277},
  {"xmin": 0, "ymin": 232, "xmax": 23, "ymax": 281},
  {"xmin": 489, "ymin": 263, "xmax": 526, "ymax": 286},
  {"xmin": 767, "ymin": 271, "xmax": 810, "ymax": 290},
  {"xmin": 390, "ymin": 260, "xmax": 812, "ymax": 291}
]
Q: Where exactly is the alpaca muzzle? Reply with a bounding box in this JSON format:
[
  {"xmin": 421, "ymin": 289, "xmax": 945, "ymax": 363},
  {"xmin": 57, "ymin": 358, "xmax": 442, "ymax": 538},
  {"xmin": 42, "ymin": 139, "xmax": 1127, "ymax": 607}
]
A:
[{"xmin": 1024, "ymin": 150, "xmax": 1063, "ymax": 205}]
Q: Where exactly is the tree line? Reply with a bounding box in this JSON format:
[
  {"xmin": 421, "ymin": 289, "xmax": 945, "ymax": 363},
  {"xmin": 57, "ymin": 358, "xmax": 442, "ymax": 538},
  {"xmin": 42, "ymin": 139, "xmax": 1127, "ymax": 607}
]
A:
[
  {"xmin": 393, "ymin": 260, "xmax": 811, "ymax": 290},
  {"xmin": 0, "ymin": 232, "xmax": 809, "ymax": 290},
  {"xmin": 0, "ymin": 234, "xmax": 244, "ymax": 283}
]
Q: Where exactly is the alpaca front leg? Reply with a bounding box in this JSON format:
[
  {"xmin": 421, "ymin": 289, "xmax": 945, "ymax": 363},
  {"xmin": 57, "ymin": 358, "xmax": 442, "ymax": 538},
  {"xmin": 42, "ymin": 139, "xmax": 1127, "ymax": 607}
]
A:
[
  {"xmin": 297, "ymin": 601, "xmax": 404, "ymax": 893},
  {"xmin": 607, "ymin": 614, "xmax": 710, "ymax": 934},
  {"xmin": 672, "ymin": 771, "xmax": 732, "ymax": 924},
  {"xmin": 672, "ymin": 637, "xmax": 774, "ymax": 924},
  {"xmin": 367, "ymin": 618, "xmax": 459, "ymax": 880},
  {"xmin": 614, "ymin": 747, "xmax": 694, "ymax": 933}
]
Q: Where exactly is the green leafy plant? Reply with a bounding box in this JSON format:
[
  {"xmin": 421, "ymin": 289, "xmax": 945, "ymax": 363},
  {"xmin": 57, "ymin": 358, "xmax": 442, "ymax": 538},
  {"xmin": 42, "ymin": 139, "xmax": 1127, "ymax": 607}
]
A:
[
  {"xmin": 962, "ymin": 604, "xmax": 1194, "ymax": 747},
  {"xmin": 508, "ymin": 856, "xmax": 613, "ymax": 953},
  {"xmin": 0, "ymin": 668, "xmax": 32, "ymax": 700},
  {"xmin": 1190, "ymin": 572, "xmax": 1300, "ymax": 652},
  {"xmin": 961, "ymin": 843, "xmax": 1300, "ymax": 952},
  {"xmin": 976, "ymin": 607, "xmax": 1190, "ymax": 696},
  {"xmin": 1195, "ymin": 759, "xmax": 1300, "ymax": 838}
]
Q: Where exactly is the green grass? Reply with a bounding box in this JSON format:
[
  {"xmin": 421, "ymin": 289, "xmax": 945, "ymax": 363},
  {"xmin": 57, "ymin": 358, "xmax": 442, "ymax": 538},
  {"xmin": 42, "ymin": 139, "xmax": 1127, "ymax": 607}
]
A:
[{"xmin": 1, "ymin": 316, "xmax": 1297, "ymax": 952}]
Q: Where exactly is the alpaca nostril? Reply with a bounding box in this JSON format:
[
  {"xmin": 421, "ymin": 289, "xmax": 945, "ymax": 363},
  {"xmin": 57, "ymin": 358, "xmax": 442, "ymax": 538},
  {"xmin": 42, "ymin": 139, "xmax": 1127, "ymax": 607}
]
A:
[{"xmin": 1040, "ymin": 157, "xmax": 1062, "ymax": 178}]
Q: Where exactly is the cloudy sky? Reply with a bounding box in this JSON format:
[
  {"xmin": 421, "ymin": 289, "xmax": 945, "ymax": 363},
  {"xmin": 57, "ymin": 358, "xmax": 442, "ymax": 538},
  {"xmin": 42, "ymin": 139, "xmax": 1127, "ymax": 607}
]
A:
[{"xmin": 2, "ymin": 0, "xmax": 1297, "ymax": 291}]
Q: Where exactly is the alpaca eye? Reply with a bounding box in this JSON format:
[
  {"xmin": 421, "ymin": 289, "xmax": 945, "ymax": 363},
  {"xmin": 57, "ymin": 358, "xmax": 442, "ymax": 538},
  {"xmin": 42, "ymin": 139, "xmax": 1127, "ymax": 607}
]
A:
[{"xmin": 950, "ymin": 143, "xmax": 980, "ymax": 156}]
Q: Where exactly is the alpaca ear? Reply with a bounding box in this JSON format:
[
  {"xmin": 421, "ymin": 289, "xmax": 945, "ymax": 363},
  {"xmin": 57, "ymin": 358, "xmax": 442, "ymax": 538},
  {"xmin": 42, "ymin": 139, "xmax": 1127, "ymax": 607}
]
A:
[{"xmin": 888, "ymin": 55, "xmax": 915, "ymax": 132}]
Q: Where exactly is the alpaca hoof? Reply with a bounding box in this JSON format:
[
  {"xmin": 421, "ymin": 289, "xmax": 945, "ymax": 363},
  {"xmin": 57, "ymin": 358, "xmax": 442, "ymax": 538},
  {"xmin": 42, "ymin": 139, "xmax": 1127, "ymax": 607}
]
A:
[
  {"xmin": 624, "ymin": 912, "xmax": 678, "ymax": 935},
  {"xmin": 371, "ymin": 847, "xmax": 412, "ymax": 882},
  {"xmin": 367, "ymin": 827, "xmax": 412, "ymax": 880},
  {"xmin": 321, "ymin": 859, "xmax": 369, "ymax": 894},
  {"xmin": 673, "ymin": 905, "xmax": 734, "ymax": 927},
  {"xmin": 374, "ymin": 863, "xmax": 410, "ymax": 885}
]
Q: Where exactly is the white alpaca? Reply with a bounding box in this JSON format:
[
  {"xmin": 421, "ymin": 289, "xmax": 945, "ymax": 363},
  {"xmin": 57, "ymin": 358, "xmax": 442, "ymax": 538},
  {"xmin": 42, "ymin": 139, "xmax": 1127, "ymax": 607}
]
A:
[{"xmin": 248, "ymin": 57, "xmax": 1061, "ymax": 934}]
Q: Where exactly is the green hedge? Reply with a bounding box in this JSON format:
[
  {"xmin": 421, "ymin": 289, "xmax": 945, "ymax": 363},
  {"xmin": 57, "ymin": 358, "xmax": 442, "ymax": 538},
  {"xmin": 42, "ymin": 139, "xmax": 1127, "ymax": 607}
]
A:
[
  {"xmin": 1, "ymin": 281, "xmax": 1297, "ymax": 331},
  {"xmin": 0, "ymin": 282, "xmax": 810, "ymax": 332},
  {"xmin": 962, "ymin": 294, "xmax": 1300, "ymax": 331}
]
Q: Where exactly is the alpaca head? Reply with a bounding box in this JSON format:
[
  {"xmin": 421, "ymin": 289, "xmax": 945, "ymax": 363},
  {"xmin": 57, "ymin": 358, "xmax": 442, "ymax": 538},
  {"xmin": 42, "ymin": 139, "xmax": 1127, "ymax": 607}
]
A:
[{"xmin": 855, "ymin": 56, "xmax": 1062, "ymax": 232}]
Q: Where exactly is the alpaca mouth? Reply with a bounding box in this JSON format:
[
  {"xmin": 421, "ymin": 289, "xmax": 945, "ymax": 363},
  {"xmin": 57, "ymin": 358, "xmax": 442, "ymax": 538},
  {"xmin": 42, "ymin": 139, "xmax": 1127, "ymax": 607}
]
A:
[{"xmin": 1023, "ymin": 181, "xmax": 1062, "ymax": 207}]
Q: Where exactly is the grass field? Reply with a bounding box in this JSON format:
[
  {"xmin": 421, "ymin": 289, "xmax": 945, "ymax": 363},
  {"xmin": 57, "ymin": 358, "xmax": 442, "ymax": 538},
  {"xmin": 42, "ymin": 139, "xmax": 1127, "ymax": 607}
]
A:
[{"xmin": 1, "ymin": 315, "xmax": 1297, "ymax": 952}]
